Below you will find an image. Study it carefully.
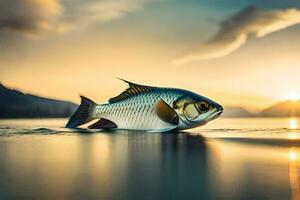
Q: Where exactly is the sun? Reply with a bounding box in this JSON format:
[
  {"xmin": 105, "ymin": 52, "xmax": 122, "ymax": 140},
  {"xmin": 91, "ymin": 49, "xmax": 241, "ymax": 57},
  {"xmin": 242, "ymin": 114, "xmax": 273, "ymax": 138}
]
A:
[{"xmin": 287, "ymin": 91, "xmax": 300, "ymax": 101}]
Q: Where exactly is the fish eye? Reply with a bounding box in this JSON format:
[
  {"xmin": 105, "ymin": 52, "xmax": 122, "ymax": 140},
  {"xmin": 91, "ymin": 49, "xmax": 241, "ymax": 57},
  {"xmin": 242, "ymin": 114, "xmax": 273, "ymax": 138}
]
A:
[{"xmin": 196, "ymin": 101, "xmax": 209, "ymax": 112}]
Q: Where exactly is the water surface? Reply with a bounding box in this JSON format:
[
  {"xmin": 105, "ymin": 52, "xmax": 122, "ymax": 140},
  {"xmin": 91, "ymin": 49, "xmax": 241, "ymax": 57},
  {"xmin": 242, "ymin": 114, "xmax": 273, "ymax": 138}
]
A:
[{"xmin": 0, "ymin": 118, "xmax": 300, "ymax": 200}]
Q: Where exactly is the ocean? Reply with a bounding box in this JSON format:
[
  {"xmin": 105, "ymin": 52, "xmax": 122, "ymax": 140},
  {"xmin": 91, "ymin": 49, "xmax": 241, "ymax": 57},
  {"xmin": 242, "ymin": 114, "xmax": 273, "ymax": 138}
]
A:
[{"xmin": 0, "ymin": 118, "xmax": 299, "ymax": 200}]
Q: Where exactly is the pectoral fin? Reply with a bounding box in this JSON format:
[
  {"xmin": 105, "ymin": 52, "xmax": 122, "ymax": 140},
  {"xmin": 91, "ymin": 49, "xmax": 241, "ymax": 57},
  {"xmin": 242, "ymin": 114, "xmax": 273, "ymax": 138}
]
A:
[
  {"xmin": 88, "ymin": 118, "xmax": 117, "ymax": 129},
  {"xmin": 156, "ymin": 99, "xmax": 179, "ymax": 125}
]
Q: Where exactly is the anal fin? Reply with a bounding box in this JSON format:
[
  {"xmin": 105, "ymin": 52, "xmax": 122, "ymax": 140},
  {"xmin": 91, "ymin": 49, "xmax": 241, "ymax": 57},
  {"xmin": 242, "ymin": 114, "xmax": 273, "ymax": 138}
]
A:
[{"xmin": 88, "ymin": 118, "xmax": 117, "ymax": 129}]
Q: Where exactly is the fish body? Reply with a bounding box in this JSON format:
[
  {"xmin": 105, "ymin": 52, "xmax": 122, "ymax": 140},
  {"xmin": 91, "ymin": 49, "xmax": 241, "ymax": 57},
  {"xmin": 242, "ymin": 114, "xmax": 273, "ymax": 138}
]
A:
[
  {"xmin": 66, "ymin": 80, "xmax": 223, "ymax": 132},
  {"xmin": 95, "ymin": 88, "xmax": 184, "ymax": 132}
]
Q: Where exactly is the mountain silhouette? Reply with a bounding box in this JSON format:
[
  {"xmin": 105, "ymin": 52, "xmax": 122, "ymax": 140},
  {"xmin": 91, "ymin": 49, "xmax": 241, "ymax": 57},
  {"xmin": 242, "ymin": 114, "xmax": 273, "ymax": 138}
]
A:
[
  {"xmin": 5, "ymin": 83, "xmax": 297, "ymax": 119},
  {"xmin": 0, "ymin": 83, "xmax": 78, "ymax": 118},
  {"xmin": 222, "ymin": 106, "xmax": 254, "ymax": 118},
  {"xmin": 259, "ymin": 100, "xmax": 300, "ymax": 117}
]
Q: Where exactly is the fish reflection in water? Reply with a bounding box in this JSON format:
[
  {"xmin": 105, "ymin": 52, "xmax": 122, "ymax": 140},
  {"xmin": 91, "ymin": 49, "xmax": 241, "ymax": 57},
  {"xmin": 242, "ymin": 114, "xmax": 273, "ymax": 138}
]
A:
[
  {"xmin": 0, "ymin": 131, "xmax": 215, "ymax": 200},
  {"xmin": 1, "ymin": 118, "xmax": 300, "ymax": 200},
  {"xmin": 123, "ymin": 133, "xmax": 213, "ymax": 200}
]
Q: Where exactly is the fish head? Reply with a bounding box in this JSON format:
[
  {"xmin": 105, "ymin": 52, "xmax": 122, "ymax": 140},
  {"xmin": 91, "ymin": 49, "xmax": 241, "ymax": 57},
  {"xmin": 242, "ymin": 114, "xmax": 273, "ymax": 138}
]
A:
[{"xmin": 173, "ymin": 94, "xmax": 223, "ymax": 127}]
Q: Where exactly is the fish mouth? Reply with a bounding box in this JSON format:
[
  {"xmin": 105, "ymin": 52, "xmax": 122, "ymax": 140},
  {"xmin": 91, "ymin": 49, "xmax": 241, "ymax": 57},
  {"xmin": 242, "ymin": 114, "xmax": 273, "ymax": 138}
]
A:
[{"xmin": 207, "ymin": 107, "xmax": 223, "ymax": 121}]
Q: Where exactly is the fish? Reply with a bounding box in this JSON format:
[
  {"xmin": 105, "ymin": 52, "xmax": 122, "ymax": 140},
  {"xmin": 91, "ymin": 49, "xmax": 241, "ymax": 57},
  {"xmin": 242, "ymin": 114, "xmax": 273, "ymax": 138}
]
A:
[{"xmin": 65, "ymin": 79, "xmax": 223, "ymax": 132}]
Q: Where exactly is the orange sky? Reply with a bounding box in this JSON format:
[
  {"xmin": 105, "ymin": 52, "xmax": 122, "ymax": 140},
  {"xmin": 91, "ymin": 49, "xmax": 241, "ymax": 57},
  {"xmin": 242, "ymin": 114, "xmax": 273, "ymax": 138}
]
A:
[{"xmin": 1, "ymin": 0, "xmax": 300, "ymax": 112}]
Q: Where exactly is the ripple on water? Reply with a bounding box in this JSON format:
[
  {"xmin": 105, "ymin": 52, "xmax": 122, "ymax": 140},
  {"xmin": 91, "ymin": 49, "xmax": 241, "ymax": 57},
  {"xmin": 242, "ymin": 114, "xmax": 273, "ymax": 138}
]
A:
[
  {"xmin": 1, "ymin": 126, "xmax": 300, "ymax": 142},
  {"xmin": 0, "ymin": 126, "xmax": 108, "ymax": 137},
  {"xmin": 0, "ymin": 127, "xmax": 67, "ymax": 136}
]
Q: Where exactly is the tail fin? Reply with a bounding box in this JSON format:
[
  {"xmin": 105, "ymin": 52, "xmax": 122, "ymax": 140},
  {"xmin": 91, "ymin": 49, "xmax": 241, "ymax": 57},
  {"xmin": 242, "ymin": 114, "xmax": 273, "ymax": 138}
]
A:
[{"xmin": 65, "ymin": 96, "xmax": 97, "ymax": 128}]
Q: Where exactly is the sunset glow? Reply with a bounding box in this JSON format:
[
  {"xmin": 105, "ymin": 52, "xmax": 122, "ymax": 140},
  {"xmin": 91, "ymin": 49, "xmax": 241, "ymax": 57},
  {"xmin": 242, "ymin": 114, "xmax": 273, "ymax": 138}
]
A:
[
  {"xmin": 287, "ymin": 91, "xmax": 300, "ymax": 101},
  {"xmin": 0, "ymin": 1, "xmax": 300, "ymax": 111},
  {"xmin": 2, "ymin": 1, "xmax": 300, "ymax": 200},
  {"xmin": 289, "ymin": 119, "xmax": 298, "ymax": 130}
]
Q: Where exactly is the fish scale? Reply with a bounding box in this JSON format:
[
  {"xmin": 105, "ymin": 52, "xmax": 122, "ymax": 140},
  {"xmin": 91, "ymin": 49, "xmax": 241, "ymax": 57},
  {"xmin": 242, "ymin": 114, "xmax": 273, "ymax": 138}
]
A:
[{"xmin": 94, "ymin": 89, "xmax": 181, "ymax": 131}]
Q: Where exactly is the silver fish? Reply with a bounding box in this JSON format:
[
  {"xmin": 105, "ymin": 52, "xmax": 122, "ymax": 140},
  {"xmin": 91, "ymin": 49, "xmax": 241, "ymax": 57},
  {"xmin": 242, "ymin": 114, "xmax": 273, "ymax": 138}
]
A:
[{"xmin": 66, "ymin": 79, "xmax": 223, "ymax": 132}]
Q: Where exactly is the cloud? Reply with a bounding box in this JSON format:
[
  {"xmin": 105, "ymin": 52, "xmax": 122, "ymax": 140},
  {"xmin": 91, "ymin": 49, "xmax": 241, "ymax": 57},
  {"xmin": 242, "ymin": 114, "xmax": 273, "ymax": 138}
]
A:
[
  {"xmin": 174, "ymin": 6, "xmax": 300, "ymax": 65},
  {"xmin": 57, "ymin": 0, "xmax": 148, "ymax": 33},
  {"xmin": 0, "ymin": 0, "xmax": 62, "ymax": 35},
  {"xmin": 0, "ymin": 0, "xmax": 149, "ymax": 36}
]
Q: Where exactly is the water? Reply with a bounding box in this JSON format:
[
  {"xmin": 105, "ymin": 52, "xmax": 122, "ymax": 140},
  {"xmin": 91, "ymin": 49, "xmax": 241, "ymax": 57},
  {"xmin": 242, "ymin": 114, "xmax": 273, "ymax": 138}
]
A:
[{"xmin": 0, "ymin": 118, "xmax": 300, "ymax": 200}]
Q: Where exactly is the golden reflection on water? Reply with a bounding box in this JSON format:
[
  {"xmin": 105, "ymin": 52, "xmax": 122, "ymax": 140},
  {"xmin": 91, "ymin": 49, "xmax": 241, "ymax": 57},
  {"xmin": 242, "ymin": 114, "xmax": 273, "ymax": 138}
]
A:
[
  {"xmin": 288, "ymin": 132, "xmax": 299, "ymax": 140},
  {"xmin": 4, "ymin": 136, "xmax": 82, "ymax": 197},
  {"xmin": 211, "ymin": 138, "xmax": 300, "ymax": 200},
  {"xmin": 91, "ymin": 135, "xmax": 112, "ymax": 189},
  {"xmin": 289, "ymin": 118, "xmax": 298, "ymax": 130},
  {"xmin": 3, "ymin": 117, "xmax": 300, "ymax": 199},
  {"xmin": 289, "ymin": 147, "xmax": 300, "ymax": 200}
]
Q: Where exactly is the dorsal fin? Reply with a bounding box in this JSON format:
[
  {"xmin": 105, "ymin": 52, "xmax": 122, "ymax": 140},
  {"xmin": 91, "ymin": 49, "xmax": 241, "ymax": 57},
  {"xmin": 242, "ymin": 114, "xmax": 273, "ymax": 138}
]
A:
[{"xmin": 108, "ymin": 79, "xmax": 154, "ymax": 103}]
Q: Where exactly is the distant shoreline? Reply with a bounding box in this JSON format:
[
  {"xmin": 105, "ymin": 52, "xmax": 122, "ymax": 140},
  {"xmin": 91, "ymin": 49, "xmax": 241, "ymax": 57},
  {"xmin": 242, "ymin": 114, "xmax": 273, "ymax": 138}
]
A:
[{"xmin": 2, "ymin": 83, "xmax": 300, "ymax": 118}]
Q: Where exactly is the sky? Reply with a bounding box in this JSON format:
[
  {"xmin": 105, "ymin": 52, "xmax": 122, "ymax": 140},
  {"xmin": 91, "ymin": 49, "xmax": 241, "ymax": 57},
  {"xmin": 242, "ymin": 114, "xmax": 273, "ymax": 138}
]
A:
[{"xmin": 1, "ymin": 0, "xmax": 300, "ymax": 112}]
